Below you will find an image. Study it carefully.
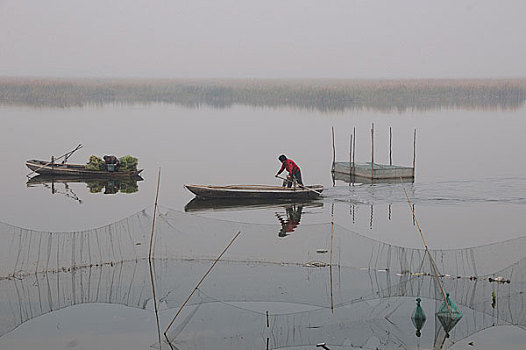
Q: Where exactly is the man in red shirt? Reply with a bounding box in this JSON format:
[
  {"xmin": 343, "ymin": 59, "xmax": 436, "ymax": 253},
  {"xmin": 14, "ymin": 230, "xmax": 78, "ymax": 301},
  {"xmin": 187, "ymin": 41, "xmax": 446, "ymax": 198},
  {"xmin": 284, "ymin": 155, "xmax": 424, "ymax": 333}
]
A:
[{"xmin": 275, "ymin": 154, "xmax": 303, "ymax": 188}]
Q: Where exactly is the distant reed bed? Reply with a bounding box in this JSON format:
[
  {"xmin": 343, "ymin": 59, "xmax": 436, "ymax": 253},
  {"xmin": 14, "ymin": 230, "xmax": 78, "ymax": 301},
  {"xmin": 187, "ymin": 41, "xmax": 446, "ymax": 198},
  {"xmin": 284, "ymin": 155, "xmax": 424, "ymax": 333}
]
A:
[{"xmin": 0, "ymin": 77, "xmax": 525, "ymax": 112}]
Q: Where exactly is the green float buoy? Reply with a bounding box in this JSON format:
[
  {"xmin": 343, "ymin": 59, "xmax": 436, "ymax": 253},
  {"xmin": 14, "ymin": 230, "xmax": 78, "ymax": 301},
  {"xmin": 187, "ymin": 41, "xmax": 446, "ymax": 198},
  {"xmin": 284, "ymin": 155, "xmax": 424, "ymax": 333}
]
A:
[
  {"xmin": 411, "ymin": 297, "xmax": 426, "ymax": 337},
  {"xmin": 436, "ymin": 292, "xmax": 463, "ymax": 334}
]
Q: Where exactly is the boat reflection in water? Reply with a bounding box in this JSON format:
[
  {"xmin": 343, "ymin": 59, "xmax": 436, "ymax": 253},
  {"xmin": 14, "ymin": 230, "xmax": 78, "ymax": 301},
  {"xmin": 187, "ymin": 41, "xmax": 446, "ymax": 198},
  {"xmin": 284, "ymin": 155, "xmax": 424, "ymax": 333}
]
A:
[
  {"xmin": 26, "ymin": 175, "xmax": 143, "ymax": 202},
  {"xmin": 185, "ymin": 198, "xmax": 320, "ymax": 237},
  {"xmin": 184, "ymin": 197, "xmax": 320, "ymax": 213}
]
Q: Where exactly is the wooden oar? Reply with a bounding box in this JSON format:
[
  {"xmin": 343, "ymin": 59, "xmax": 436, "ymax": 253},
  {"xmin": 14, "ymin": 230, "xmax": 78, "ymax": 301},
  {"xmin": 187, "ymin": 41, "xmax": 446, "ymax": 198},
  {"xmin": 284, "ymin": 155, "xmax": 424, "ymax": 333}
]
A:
[{"xmin": 275, "ymin": 175, "xmax": 322, "ymax": 196}]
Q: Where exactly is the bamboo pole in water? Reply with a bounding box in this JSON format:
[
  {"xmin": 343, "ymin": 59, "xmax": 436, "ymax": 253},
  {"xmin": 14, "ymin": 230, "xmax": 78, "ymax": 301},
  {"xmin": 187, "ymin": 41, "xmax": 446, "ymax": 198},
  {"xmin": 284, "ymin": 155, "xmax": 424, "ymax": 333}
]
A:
[
  {"xmin": 371, "ymin": 123, "xmax": 375, "ymax": 179},
  {"xmin": 149, "ymin": 168, "xmax": 162, "ymax": 348},
  {"xmin": 401, "ymin": 183, "xmax": 453, "ymax": 322},
  {"xmin": 164, "ymin": 230, "xmax": 242, "ymax": 344},
  {"xmin": 389, "ymin": 127, "xmax": 393, "ymax": 166},
  {"xmin": 353, "ymin": 127, "xmax": 356, "ymax": 180},
  {"xmin": 149, "ymin": 169, "xmax": 161, "ymax": 261},
  {"xmin": 413, "ymin": 129, "xmax": 417, "ymax": 178},
  {"xmin": 331, "ymin": 126, "xmax": 336, "ymax": 172},
  {"xmin": 349, "ymin": 134, "xmax": 353, "ymax": 185}
]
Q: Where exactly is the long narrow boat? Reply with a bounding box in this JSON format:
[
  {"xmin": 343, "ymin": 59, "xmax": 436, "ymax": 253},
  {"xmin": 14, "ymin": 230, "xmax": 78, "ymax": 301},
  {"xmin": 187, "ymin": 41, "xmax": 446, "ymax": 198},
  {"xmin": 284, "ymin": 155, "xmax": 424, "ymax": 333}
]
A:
[
  {"xmin": 26, "ymin": 159, "xmax": 143, "ymax": 178},
  {"xmin": 184, "ymin": 184, "xmax": 324, "ymax": 200}
]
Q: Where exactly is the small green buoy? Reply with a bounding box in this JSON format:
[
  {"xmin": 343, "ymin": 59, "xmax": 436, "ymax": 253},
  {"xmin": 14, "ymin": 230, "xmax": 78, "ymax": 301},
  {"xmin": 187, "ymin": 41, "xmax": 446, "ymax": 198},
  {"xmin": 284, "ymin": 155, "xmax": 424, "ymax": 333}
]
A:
[{"xmin": 411, "ymin": 297, "xmax": 426, "ymax": 337}]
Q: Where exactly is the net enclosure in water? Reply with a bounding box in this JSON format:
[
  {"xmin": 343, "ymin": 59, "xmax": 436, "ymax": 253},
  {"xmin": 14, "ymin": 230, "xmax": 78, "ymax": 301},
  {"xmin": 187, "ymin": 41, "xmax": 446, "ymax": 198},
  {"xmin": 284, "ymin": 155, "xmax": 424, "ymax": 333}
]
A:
[{"xmin": 0, "ymin": 208, "xmax": 524, "ymax": 349}]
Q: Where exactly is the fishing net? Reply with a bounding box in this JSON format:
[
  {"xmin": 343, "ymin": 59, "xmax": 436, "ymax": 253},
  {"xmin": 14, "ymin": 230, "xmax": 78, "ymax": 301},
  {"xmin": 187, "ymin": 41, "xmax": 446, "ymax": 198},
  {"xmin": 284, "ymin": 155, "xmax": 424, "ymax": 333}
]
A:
[
  {"xmin": 0, "ymin": 208, "xmax": 525, "ymax": 349},
  {"xmin": 0, "ymin": 209, "xmax": 152, "ymax": 279}
]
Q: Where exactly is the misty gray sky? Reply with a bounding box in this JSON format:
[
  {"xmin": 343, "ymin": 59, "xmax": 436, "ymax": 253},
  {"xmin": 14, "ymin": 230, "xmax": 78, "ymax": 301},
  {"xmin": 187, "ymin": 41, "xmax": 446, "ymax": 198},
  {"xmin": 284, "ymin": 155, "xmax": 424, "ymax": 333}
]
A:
[{"xmin": 1, "ymin": 0, "xmax": 525, "ymax": 79}]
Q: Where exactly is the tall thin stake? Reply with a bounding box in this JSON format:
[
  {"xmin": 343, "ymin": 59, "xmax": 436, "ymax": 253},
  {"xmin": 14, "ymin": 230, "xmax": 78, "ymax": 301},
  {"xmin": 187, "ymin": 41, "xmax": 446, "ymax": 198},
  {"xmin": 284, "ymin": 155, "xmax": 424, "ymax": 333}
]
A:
[
  {"xmin": 413, "ymin": 129, "xmax": 417, "ymax": 178},
  {"xmin": 164, "ymin": 230, "xmax": 242, "ymax": 342},
  {"xmin": 401, "ymin": 182, "xmax": 453, "ymax": 320},
  {"xmin": 349, "ymin": 134, "xmax": 353, "ymax": 185},
  {"xmin": 352, "ymin": 127, "xmax": 356, "ymax": 181},
  {"xmin": 389, "ymin": 127, "xmax": 393, "ymax": 166},
  {"xmin": 331, "ymin": 126, "xmax": 336, "ymax": 172},
  {"xmin": 371, "ymin": 123, "xmax": 375, "ymax": 179},
  {"xmin": 149, "ymin": 168, "xmax": 162, "ymax": 262},
  {"xmin": 149, "ymin": 168, "xmax": 162, "ymax": 348}
]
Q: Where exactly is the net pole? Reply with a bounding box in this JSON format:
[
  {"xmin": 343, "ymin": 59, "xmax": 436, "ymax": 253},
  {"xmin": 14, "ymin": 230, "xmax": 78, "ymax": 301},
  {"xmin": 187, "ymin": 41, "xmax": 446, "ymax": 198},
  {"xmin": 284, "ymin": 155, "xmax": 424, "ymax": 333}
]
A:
[
  {"xmin": 149, "ymin": 168, "xmax": 162, "ymax": 347},
  {"xmin": 401, "ymin": 182, "xmax": 453, "ymax": 320},
  {"xmin": 164, "ymin": 230, "xmax": 242, "ymax": 342},
  {"xmin": 149, "ymin": 168, "xmax": 161, "ymax": 261},
  {"xmin": 349, "ymin": 133, "xmax": 353, "ymax": 185},
  {"xmin": 331, "ymin": 126, "xmax": 336, "ymax": 172}
]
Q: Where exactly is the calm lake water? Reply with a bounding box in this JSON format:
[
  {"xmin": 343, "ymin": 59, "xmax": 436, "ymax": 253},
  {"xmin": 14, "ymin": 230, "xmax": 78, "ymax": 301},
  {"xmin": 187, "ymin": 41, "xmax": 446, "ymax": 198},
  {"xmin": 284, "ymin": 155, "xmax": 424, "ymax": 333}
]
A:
[{"xmin": 1, "ymin": 101, "xmax": 526, "ymax": 349}]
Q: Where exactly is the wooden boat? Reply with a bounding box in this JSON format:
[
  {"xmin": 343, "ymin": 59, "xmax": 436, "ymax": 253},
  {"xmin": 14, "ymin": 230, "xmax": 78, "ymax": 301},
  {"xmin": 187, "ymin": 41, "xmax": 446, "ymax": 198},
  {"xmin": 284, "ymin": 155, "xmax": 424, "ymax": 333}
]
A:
[
  {"xmin": 184, "ymin": 184, "xmax": 324, "ymax": 200},
  {"xmin": 26, "ymin": 159, "xmax": 143, "ymax": 178}
]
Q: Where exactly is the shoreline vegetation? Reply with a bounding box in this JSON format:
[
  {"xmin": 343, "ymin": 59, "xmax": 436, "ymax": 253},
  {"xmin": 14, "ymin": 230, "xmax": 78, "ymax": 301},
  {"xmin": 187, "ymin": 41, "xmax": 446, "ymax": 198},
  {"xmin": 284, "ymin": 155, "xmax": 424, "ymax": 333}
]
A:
[{"xmin": 0, "ymin": 77, "xmax": 525, "ymax": 112}]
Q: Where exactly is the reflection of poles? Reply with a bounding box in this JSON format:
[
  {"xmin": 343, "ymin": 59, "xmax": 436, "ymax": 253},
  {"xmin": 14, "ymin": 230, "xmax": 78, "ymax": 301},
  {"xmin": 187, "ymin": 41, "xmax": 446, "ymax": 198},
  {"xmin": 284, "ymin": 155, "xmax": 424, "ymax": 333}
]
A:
[
  {"xmin": 370, "ymin": 204, "xmax": 374, "ymax": 229},
  {"xmin": 330, "ymin": 202, "xmax": 334, "ymax": 312},
  {"xmin": 43, "ymin": 182, "xmax": 82, "ymax": 203}
]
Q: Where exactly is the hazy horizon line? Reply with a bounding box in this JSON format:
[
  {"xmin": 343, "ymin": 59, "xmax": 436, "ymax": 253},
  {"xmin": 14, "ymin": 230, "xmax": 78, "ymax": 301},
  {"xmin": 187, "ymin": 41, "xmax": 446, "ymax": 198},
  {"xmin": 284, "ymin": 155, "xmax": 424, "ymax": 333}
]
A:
[{"xmin": 2, "ymin": 76, "xmax": 526, "ymax": 82}]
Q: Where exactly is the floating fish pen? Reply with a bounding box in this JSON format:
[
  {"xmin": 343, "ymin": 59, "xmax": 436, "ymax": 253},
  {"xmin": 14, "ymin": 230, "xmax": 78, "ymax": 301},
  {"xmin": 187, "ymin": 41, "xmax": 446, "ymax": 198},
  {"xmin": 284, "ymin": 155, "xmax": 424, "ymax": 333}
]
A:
[{"xmin": 331, "ymin": 124, "xmax": 416, "ymax": 182}]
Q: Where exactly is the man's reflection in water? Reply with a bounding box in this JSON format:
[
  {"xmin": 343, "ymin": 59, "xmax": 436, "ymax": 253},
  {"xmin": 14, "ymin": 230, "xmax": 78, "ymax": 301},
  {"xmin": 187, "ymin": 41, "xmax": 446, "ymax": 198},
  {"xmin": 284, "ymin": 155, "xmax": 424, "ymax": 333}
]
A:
[
  {"xmin": 104, "ymin": 181, "xmax": 120, "ymax": 194},
  {"xmin": 275, "ymin": 205, "xmax": 304, "ymax": 237}
]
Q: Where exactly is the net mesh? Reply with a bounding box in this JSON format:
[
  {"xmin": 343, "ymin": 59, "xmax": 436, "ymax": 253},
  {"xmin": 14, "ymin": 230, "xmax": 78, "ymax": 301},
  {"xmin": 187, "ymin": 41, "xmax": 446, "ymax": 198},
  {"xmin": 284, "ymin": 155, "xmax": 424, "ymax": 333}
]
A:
[{"xmin": 0, "ymin": 208, "xmax": 524, "ymax": 349}]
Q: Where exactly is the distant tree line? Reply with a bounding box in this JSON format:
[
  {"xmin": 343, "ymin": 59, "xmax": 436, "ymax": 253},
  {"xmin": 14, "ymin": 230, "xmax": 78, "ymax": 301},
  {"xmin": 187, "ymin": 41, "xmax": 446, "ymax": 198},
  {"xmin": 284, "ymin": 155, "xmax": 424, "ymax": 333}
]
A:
[{"xmin": 0, "ymin": 77, "xmax": 525, "ymax": 112}]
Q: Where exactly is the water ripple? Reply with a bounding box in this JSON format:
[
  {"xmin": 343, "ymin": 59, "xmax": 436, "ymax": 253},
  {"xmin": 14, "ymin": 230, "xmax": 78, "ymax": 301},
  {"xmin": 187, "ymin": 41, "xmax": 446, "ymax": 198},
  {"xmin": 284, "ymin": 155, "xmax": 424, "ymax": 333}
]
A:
[{"xmin": 327, "ymin": 177, "xmax": 526, "ymax": 206}]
